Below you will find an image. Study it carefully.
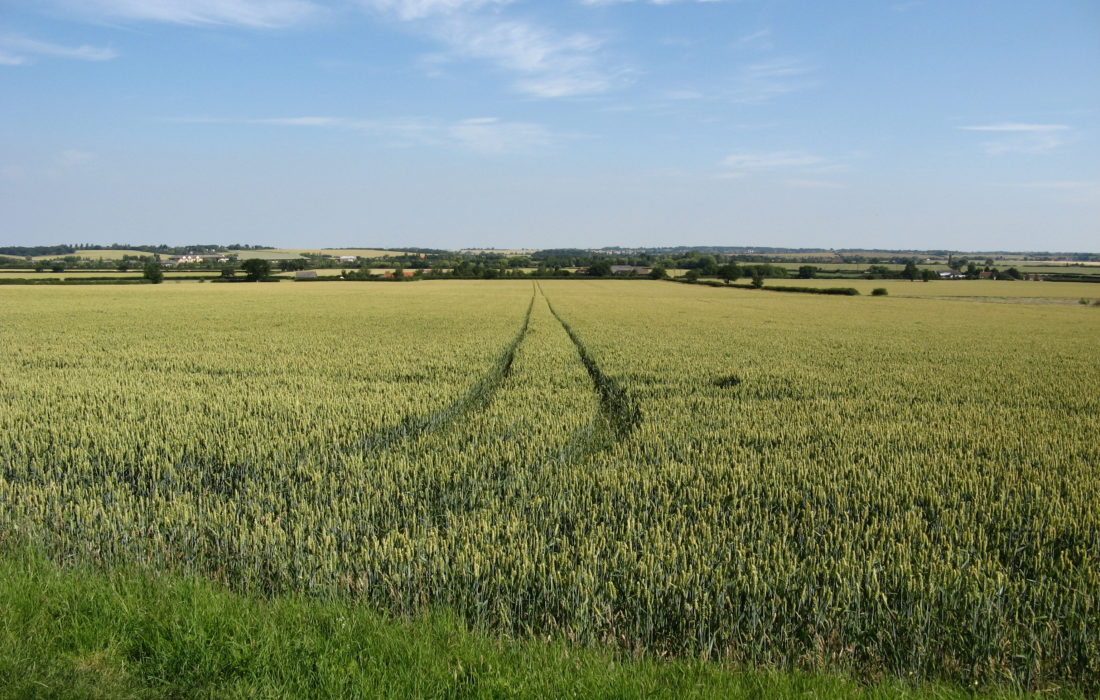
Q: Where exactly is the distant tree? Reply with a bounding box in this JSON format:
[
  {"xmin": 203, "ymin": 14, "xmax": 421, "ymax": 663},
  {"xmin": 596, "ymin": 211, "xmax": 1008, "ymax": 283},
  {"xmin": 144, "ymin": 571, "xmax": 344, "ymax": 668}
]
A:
[
  {"xmin": 797, "ymin": 265, "xmax": 818, "ymax": 279},
  {"xmin": 751, "ymin": 271, "xmax": 764, "ymax": 288},
  {"xmin": 50, "ymin": 261, "xmax": 65, "ymax": 273},
  {"xmin": 696, "ymin": 255, "xmax": 718, "ymax": 276},
  {"xmin": 241, "ymin": 258, "xmax": 271, "ymax": 281},
  {"xmin": 587, "ymin": 260, "xmax": 612, "ymax": 277},
  {"xmin": 143, "ymin": 262, "xmax": 164, "ymax": 284},
  {"xmin": 1005, "ymin": 267, "xmax": 1023, "ymax": 280},
  {"xmin": 684, "ymin": 269, "xmax": 701, "ymax": 282},
  {"xmin": 220, "ymin": 266, "xmax": 236, "ymax": 279},
  {"xmin": 717, "ymin": 263, "xmax": 741, "ymax": 284},
  {"xmin": 33, "ymin": 262, "xmax": 46, "ymax": 273},
  {"xmin": 279, "ymin": 258, "xmax": 308, "ymax": 272},
  {"xmin": 920, "ymin": 268, "xmax": 936, "ymax": 282},
  {"xmin": 648, "ymin": 266, "xmax": 668, "ymax": 280},
  {"xmin": 116, "ymin": 261, "xmax": 130, "ymax": 272},
  {"xmin": 903, "ymin": 260, "xmax": 919, "ymax": 281}
]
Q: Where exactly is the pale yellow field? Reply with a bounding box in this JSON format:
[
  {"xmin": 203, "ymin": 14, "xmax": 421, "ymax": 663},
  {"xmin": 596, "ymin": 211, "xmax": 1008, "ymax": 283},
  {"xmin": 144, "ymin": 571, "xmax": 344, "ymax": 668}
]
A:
[
  {"xmin": 0, "ymin": 270, "xmax": 219, "ymax": 279},
  {"xmin": 273, "ymin": 268, "xmax": 419, "ymax": 278},
  {"xmin": 457, "ymin": 248, "xmax": 538, "ymax": 255},
  {"xmin": 270, "ymin": 248, "xmax": 409, "ymax": 258},
  {"xmin": 752, "ymin": 277, "xmax": 1100, "ymax": 300},
  {"xmin": 30, "ymin": 249, "xmax": 153, "ymax": 261}
]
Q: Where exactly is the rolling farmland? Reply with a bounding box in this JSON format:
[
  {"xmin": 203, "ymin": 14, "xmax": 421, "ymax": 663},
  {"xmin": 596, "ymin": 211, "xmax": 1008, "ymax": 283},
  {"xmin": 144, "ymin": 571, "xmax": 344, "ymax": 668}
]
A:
[{"xmin": 1, "ymin": 280, "xmax": 1097, "ymax": 694}]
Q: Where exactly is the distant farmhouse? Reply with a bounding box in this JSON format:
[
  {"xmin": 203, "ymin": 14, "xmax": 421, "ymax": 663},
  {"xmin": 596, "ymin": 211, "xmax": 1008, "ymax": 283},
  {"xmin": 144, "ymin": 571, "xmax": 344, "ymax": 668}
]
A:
[
  {"xmin": 610, "ymin": 265, "xmax": 651, "ymax": 276},
  {"xmin": 164, "ymin": 254, "xmax": 230, "ymax": 266}
]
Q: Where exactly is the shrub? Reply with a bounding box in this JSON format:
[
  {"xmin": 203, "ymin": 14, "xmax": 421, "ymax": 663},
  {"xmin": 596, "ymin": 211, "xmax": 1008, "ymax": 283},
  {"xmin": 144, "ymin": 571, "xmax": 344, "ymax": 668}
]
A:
[{"xmin": 872, "ymin": 288, "xmax": 889, "ymax": 296}]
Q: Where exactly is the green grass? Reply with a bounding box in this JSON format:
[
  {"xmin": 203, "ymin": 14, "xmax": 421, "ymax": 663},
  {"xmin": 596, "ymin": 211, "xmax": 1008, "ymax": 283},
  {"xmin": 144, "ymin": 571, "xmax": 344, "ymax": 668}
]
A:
[{"xmin": 0, "ymin": 550, "xmax": 1049, "ymax": 699}]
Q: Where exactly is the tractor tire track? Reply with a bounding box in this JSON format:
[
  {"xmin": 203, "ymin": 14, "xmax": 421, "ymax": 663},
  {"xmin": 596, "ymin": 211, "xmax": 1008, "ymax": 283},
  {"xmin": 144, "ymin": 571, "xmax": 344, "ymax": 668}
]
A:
[
  {"xmin": 356, "ymin": 290, "xmax": 535, "ymax": 453},
  {"xmin": 535, "ymin": 282, "xmax": 641, "ymax": 461}
]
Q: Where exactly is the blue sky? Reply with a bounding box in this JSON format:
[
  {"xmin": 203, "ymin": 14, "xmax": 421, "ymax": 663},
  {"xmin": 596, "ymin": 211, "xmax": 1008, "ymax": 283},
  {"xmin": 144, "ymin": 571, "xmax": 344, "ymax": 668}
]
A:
[{"xmin": 1, "ymin": 0, "xmax": 1097, "ymax": 251}]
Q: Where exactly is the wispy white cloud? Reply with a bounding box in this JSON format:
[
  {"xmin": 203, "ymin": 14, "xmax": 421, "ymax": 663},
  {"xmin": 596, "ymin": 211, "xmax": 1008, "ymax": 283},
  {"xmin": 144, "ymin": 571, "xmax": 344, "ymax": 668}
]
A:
[
  {"xmin": 663, "ymin": 89, "xmax": 703, "ymax": 100},
  {"xmin": 722, "ymin": 151, "xmax": 824, "ymax": 169},
  {"xmin": 719, "ymin": 151, "xmax": 852, "ymax": 188},
  {"xmin": 41, "ymin": 0, "xmax": 622, "ymax": 96},
  {"xmin": 447, "ymin": 117, "xmax": 552, "ymax": 153},
  {"xmin": 184, "ymin": 114, "xmax": 555, "ymax": 154},
  {"xmin": 439, "ymin": 18, "xmax": 616, "ymax": 97},
  {"xmin": 0, "ymin": 50, "xmax": 28, "ymax": 66},
  {"xmin": 1011, "ymin": 180, "xmax": 1099, "ymax": 189},
  {"xmin": 0, "ymin": 164, "xmax": 27, "ymax": 182},
  {"xmin": 44, "ymin": 0, "xmax": 321, "ymax": 28},
  {"xmin": 0, "ymin": 34, "xmax": 118, "ymax": 65},
  {"xmin": 580, "ymin": 0, "xmax": 726, "ymax": 5},
  {"xmin": 731, "ymin": 57, "xmax": 815, "ymax": 103},
  {"xmin": 731, "ymin": 28, "xmax": 772, "ymax": 50},
  {"xmin": 958, "ymin": 123, "xmax": 1071, "ymax": 155},
  {"xmin": 742, "ymin": 57, "xmax": 811, "ymax": 80},
  {"xmin": 784, "ymin": 178, "xmax": 846, "ymax": 190},
  {"xmin": 1005, "ymin": 180, "xmax": 1100, "ymax": 204},
  {"xmin": 958, "ymin": 123, "xmax": 1069, "ymax": 132},
  {"xmin": 363, "ymin": 1, "xmax": 621, "ymax": 98},
  {"xmin": 361, "ymin": 0, "xmax": 512, "ymax": 21},
  {"xmin": 58, "ymin": 150, "xmax": 96, "ymax": 167}
]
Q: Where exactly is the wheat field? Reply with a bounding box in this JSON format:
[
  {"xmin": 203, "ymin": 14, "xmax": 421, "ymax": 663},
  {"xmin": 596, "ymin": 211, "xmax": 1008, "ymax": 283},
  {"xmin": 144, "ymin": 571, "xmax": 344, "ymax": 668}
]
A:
[{"xmin": 1, "ymin": 280, "xmax": 1096, "ymax": 692}]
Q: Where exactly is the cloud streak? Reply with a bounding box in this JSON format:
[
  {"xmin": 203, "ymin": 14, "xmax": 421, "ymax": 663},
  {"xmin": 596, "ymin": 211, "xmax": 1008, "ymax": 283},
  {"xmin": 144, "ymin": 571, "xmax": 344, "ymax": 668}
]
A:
[
  {"xmin": 184, "ymin": 114, "xmax": 555, "ymax": 154},
  {"xmin": 958, "ymin": 123, "xmax": 1071, "ymax": 155},
  {"xmin": 362, "ymin": 0, "xmax": 512, "ymax": 21},
  {"xmin": 580, "ymin": 0, "xmax": 726, "ymax": 5},
  {"xmin": 43, "ymin": 0, "xmax": 321, "ymax": 28},
  {"xmin": 1006, "ymin": 180, "xmax": 1100, "ymax": 205},
  {"xmin": 784, "ymin": 178, "xmax": 846, "ymax": 190},
  {"xmin": 730, "ymin": 57, "xmax": 816, "ymax": 103},
  {"xmin": 719, "ymin": 150, "xmax": 851, "ymax": 189},
  {"xmin": 0, "ymin": 34, "xmax": 118, "ymax": 65},
  {"xmin": 722, "ymin": 151, "xmax": 824, "ymax": 169},
  {"xmin": 958, "ymin": 123, "xmax": 1069, "ymax": 132}
]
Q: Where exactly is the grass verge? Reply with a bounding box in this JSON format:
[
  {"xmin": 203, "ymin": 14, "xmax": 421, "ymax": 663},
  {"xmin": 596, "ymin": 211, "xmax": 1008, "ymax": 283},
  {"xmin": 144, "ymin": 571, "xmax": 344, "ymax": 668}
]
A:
[{"xmin": 0, "ymin": 551, "xmax": 1065, "ymax": 699}]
